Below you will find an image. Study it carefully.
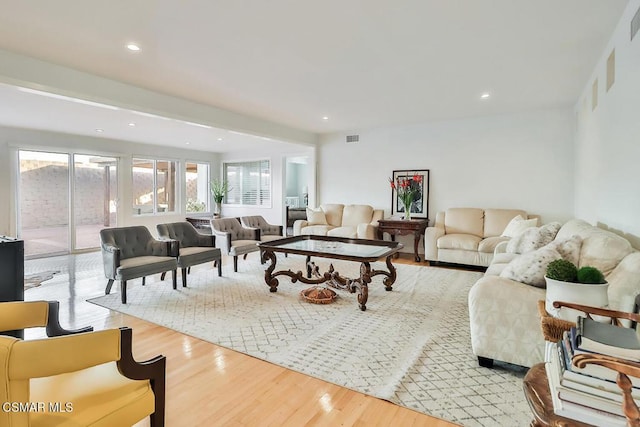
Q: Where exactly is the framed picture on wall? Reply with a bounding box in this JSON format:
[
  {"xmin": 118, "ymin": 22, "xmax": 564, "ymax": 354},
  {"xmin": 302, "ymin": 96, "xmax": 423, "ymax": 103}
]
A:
[{"xmin": 391, "ymin": 169, "xmax": 430, "ymax": 219}]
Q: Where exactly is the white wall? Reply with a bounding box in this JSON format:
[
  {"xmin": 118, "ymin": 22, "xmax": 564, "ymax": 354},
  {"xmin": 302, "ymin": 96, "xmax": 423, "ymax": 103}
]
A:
[
  {"xmin": 574, "ymin": 0, "xmax": 640, "ymax": 248},
  {"xmin": 319, "ymin": 108, "xmax": 575, "ymax": 220},
  {"xmin": 0, "ymin": 125, "xmax": 219, "ymax": 238}
]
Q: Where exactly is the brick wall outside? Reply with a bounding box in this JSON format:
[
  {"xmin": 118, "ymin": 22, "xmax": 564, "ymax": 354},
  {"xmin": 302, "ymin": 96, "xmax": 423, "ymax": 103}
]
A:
[{"xmin": 20, "ymin": 160, "xmax": 200, "ymax": 227}]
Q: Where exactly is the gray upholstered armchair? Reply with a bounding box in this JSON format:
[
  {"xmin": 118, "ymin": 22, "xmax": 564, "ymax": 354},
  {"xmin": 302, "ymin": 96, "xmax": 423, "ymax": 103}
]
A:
[
  {"xmin": 210, "ymin": 218, "xmax": 260, "ymax": 272},
  {"xmin": 157, "ymin": 221, "xmax": 222, "ymax": 287},
  {"xmin": 240, "ymin": 216, "xmax": 283, "ymax": 242},
  {"xmin": 100, "ymin": 226, "xmax": 178, "ymax": 304}
]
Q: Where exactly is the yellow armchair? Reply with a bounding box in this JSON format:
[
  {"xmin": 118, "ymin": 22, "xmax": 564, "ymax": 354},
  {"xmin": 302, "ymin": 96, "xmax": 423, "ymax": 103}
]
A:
[
  {"xmin": 0, "ymin": 300, "xmax": 93, "ymax": 338},
  {"xmin": 0, "ymin": 301, "xmax": 166, "ymax": 427}
]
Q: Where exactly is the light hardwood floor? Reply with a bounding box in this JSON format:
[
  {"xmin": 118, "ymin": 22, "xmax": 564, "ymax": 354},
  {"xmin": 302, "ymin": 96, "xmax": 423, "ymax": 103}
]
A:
[{"xmin": 24, "ymin": 253, "xmax": 459, "ymax": 426}]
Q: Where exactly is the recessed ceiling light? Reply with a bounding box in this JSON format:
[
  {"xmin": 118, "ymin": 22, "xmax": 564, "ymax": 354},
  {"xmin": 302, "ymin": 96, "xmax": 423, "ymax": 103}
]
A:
[
  {"xmin": 126, "ymin": 43, "xmax": 141, "ymax": 52},
  {"xmin": 128, "ymin": 122, "xmax": 136, "ymax": 127},
  {"xmin": 185, "ymin": 142, "xmax": 190, "ymax": 145},
  {"xmin": 217, "ymin": 138, "xmax": 223, "ymax": 141},
  {"xmin": 95, "ymin": 128, "xmax": 104, "ymax": 133},
  {"xmin": 480, "ymin": 93, "xmax": 490, "ymax": 99},
  {"xmin": 322, "ymin": 116, "xmax": 329, "ymax": 120}
]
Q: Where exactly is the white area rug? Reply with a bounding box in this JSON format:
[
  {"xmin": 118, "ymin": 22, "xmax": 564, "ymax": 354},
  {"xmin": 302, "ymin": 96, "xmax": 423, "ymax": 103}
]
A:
[{"xmin": 88, "ymin": 255, "xmax": 530, "ymax": 426}]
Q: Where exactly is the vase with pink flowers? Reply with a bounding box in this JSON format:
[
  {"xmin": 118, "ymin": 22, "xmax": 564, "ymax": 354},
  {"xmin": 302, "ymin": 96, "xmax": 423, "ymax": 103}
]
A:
[{"xmin": 389, "ymin": 173, "xmax": 423, "ymax": 220}]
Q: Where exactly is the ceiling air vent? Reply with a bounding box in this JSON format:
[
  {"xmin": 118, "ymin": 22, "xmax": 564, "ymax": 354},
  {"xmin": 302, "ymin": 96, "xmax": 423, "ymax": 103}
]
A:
[
  {"xmin": 632, "ymin": 5, "xmax": 640, "ymax": 41},
  {"xmin": 346, "ymin": 135, "xmax": 359, "ymax": 143}
]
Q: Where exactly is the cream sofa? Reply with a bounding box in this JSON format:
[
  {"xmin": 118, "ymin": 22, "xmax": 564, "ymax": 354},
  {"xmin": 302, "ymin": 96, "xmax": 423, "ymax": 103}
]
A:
[
  {"xmin": 293, "ymin": 204, "xmax": 383, "ymax": 240},
  {"xmin": 424, "ymin": 208, "xmax": 537, "ymax": 267},
  {"xmin": 468, "ymin": 219, "xmax": 640, "ymax": 368}
]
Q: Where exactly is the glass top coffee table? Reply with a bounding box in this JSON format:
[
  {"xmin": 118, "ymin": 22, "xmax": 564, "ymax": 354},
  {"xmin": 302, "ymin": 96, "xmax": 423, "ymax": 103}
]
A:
[{"xmin": 258, "ymin": 235, "xmax": 403, "ymax": 311}]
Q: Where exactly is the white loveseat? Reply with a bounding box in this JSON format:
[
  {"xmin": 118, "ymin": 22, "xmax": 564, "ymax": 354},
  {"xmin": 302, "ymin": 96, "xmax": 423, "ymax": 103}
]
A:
[
  {"xmin": 468, "ymin": 219, "xmax": 640, "ymax": 368},
  {"xmin": 293, "ymin": 204, "xmax": 383, "ymax": 240},
  {"xmin": 424, "ymin": 207, "xmax": 538, "ymax": 267}
]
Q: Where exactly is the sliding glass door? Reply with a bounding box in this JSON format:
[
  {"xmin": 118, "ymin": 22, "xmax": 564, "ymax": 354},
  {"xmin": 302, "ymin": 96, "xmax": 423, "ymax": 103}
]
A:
[
  {"xmin": 18, "ymin": 150, "xmax": 70, "ymax": 258},
  {"xmin": 73, "ymin": 154, "xmax": 118, "ymax": 251},
  {"xmin": 18, "ymin": 150, "xmax": 118, "ymax": 257}
]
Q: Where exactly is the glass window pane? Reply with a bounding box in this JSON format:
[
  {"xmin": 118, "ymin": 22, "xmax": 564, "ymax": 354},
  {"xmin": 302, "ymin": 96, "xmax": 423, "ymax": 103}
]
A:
[
  {"xmin": 186, "ymin": 162, "xmax": 210, "ymax": 213},
  {"xmin": 132, "ymin": 158, "xmax": 154, "ymax": 215},
  {"xmin": 74, "ymin": 154, "xmax": 117, "ymax": 250},
  {"xmin": 156, "ymin": 160, "xmax": 176, "ymax": 213},
  {"xmin": 225, "ymin": 164, "xmax": 242, "ymax": 205},
  {"xmin": 260, "ymin": 159, "xmax": 271, "ymax": 206},
  {"xmin": 19, "ymin": 150, "xmax": 69, "ymax": 257}
]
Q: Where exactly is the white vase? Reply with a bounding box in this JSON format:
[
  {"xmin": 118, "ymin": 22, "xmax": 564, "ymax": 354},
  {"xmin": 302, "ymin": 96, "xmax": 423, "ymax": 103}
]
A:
[{"xmin": 545, "ymin": 276, "xmax": 609, "ymax": 322}]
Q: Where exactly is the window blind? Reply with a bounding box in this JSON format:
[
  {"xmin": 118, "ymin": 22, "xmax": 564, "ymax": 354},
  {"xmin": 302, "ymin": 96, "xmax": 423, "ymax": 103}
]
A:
[{"xmin": 224, "ymin": 159, "xmax": 271, "ymax": 206}]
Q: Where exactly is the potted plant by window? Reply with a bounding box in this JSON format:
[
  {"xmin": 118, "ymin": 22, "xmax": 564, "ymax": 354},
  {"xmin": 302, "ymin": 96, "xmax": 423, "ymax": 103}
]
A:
[
  {"xmin": 544, "ymin": 259, "xmax": 608, "ymax": 322},
  {"xmin": 210, "ymin": 179, "xmax": 230, "ymax": 217}
]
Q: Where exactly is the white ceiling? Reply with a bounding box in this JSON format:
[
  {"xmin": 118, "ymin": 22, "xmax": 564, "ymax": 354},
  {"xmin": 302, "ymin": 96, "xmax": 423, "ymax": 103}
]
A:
[{"xmin": 0, "ymin": 0, "xmax": 629, "ymax": 152}]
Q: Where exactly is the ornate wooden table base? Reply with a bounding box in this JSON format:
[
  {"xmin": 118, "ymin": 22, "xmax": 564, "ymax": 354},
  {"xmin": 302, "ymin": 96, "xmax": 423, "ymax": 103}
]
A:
[
  {"xmin": 261, "ymin": 251, "xmax": 397, "ymax": 311},
  {"xmin": 258, "ymin": 235, "xmax": 403, "ymax": 311}
]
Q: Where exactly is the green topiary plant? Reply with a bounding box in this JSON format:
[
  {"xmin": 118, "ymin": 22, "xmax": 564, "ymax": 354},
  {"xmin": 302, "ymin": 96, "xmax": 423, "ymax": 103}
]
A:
[
  {"xmin": 546, "ymin": 259, "xmax": 578, "ymax": 282},
  {"xmin": 577, "ymin": 266, "xmax": 606, "ymax": 284}
]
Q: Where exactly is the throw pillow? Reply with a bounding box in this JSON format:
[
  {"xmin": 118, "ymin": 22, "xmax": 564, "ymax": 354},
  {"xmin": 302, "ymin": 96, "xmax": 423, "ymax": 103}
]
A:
[
  {"xmin": 306, "ymin": 207, "xmax": 327, "ymax": 225},
  {"xmin": 500, "ymin": 246, "xmax": 563, "ymax": 288},
  {"xmin": 506, "ymin": 222, "xmax": 562, "ymax": 254},
  {"xmin": 546, "ymin": 235, "xmax": 583, "ymax": 266},
  {"xmin": 501, "ymin": 215, "xmax": 539, "ymax": 238}
]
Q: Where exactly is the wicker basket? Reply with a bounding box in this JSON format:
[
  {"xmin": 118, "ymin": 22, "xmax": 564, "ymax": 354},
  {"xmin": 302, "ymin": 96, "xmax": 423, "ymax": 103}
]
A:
[
  {"xmin": 300, "ymin": 286, "xmax": 337, "ymax": 304},
  {"xmin": 538, "ymin": 300, "xmax": 576, "ymax": 342}
]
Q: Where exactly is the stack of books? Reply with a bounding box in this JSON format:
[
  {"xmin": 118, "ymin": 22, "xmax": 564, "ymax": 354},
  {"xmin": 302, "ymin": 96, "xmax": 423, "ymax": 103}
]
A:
[{"xmin": 545, "ymin": 316, "xmax": 640, "ymax": 426}]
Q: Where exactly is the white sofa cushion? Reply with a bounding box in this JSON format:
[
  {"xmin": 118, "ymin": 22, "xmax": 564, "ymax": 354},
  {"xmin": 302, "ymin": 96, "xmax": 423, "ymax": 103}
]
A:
[
  {"xmin": 484, "ymin": 209, "xmax": 528, "ymax": 237},
  {"xmin": 321, "ymin": 204, "xmax": 344, "ymax": 227},
  {"xmin": 306, "ymin": 207, "xmax": 328, "ymax": 225},
  {"xmin": 500, "ymin": 246, "xmax": 562, "ymax": 288},
  {"xmin": 477, "ymin": 236, "xmax": 509, "ymax": 254},
  {"xmin": 556, "ymin": 219, "xmax": 633, "ymax": 275},
  {"xmin": 580, "ymin": 230, "xmax": 633, "ymax": 275},
  {"xmin": 327, "ymin": 226, "xmax": 358, "ymax": 238},
  {"xmin": 546, "ymin": 235, "xmax": 583, "ymax": 266},
  {"xmin": 341, "ymin": 205, "xmax": 373, "ymax": 227},
  {"xmin": 300, "ymin": 225, "xmax": 333, "ymax": 235},
  {"xmin": 444, "ymin": 208, "xmax": 484, "ymax": 237},
  {"xmin": 606, "ymin": 252, "xmax": 640, "ymax": 313},
  {"xmin": 506, "ymin": 222, "xmax": 561, "ymax": 254},
  {"xmin": 501, "ymin": 215, "xmax": 538, "ymax": 238},
  {"xmin": 437, "ymin": 234, "xmax": 481, "ymax": 251}
]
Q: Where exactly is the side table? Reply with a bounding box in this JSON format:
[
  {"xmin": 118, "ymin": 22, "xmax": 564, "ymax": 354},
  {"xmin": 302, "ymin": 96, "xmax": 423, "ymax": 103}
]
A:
[
  {"xmin": 186, "ymin": 216, "xmax": 213, "ymax": 234},
  {"xmin": 523, "ymin": 363, "xmax": 592, "ymax": 427},
  {"xmin": 377, "ymin": 218, "xmax": 428, "ymax": 262}
]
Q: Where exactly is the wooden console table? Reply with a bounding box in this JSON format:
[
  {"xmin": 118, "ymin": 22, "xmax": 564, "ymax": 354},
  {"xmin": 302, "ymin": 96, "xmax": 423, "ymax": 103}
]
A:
[
  {"xmin": 377, "ymin": 218, "xmax": 428, "ymax": 262},
  {"xmin": 186, "ymin": 215, "xmax": 213, "ymax": 234}
]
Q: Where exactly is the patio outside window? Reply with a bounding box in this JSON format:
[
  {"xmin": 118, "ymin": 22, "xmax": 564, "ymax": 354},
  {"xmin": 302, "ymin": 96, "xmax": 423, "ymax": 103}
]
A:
[
  {"xmin": 132, "ymin": 158, "xmax": 177, "ymax": 215},
  {"xmin": 185, "ymin": 161, "xmax": 210, "ymax": 213}
]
